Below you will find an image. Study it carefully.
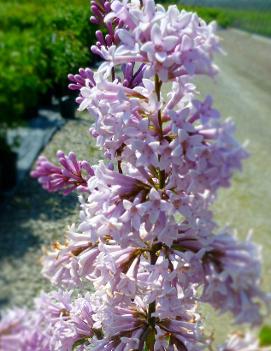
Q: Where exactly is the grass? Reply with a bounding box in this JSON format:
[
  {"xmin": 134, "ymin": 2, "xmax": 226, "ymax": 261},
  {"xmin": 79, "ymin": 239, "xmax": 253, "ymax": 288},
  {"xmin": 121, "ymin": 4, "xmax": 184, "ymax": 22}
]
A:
[
  {"xmin": 179, "ymin": 0, "xmax": 270, "ymax": 11},
  {"xmin": 178, "ymin": 5, "xmax": 271, "ymax": 37},
  {"xmin": 226, "ymin": 9, "xmax": 271, "ymax": 37}
]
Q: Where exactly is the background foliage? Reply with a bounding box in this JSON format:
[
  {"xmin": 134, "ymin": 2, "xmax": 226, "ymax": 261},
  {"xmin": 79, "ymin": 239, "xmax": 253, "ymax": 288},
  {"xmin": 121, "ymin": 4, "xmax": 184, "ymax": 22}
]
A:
[
  {"xmin": 0, "ymin": 0, "xmax": 270, "ymax": 124},
  {"xmin": 0, "ymin": 0, "xmax": 96, "ymax": 125}
]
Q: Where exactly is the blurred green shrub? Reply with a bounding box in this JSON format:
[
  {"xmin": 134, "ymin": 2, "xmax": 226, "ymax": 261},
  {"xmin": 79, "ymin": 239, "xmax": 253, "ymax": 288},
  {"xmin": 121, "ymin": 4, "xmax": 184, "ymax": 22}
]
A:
[
  {"xmin": 0, "ymin": 3, "xmax": 42, "ymax": 31},
  {"xmin": 259, "ymin": 326, "xmax": 271, "ymax": 346},
  {"xmin": 38, "ymin": 2, "xmax": 95, "ymax": 95},
  {"xmin": 1, "ymin": 0, "xmax": 270, "ymax": 124},
  {"xmin": 0, "ymin": 0, "xmax": 95, "ymax": 125},
  {"xmin": 0, "ymin": 30, "xmax": 49, "ymax": 124}
]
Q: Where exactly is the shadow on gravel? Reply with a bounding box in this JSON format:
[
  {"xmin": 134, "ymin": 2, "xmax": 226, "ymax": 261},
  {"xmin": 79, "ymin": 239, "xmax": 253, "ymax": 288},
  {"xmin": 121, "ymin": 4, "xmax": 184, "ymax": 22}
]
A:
[
  {"xmin": 0, "ymin": 298, "xmax": 9, "ymax": 308},
  {"xmin": 0, "ymin": 177, "xmax": 78, "ymax": 261}
]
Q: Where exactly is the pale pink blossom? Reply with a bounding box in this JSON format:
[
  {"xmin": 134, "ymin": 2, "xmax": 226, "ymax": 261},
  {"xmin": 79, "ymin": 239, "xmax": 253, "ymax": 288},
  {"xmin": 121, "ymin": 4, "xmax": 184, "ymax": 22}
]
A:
[
  {"xmin": 42, "ymin": 226, "xmax": 99, "ymax": 287},
  {"xmin": 102, "ymin": 0, "xmax": 220, "ymax": 80}
]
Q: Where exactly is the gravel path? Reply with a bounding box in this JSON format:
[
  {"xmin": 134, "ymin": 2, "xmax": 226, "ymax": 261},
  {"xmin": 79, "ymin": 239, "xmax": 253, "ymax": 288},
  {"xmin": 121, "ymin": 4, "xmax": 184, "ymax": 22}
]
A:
[
  {"xmin": 0, "ymin": 113, "xmax": 101, "ymax": 308},
  {"xmin": 0, "ymin": 28, "xmax": 270, "ymax": 341}
]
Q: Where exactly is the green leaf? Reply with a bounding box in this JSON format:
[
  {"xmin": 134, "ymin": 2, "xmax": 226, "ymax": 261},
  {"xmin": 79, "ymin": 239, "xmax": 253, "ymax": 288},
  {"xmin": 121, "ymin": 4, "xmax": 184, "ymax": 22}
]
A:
[{"xmin": 259, "ymin": 326, "xmax": 271, "ymax": 346}]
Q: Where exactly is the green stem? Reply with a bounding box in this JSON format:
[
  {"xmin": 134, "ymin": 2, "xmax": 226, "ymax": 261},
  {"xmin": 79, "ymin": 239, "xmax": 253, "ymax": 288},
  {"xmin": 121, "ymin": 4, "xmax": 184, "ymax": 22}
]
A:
[{"xmin": 137, "ymin": 325, "xmax": 151, "ymax": 351}]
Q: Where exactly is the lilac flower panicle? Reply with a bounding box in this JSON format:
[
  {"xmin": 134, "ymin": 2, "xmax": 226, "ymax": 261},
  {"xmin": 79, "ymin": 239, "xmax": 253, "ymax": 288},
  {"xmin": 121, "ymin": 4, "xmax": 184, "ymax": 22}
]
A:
[{"xmin": 17, "ymin": 0, "xmax": 271, "ymax": 349}]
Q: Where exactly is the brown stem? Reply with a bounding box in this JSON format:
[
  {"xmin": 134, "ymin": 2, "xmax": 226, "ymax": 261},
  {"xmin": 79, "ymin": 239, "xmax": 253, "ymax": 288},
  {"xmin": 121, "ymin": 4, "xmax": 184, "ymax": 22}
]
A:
[
  {"xmin": 154, "ymin": 74, "xmax": 166, "ymax": 189},
  {"xmin": 111, "ymin": 67, "xmax": 116, "ymax": 81},
  {"xmin": 93, "ymin": 327, "xmax": 104, "ymax": 340},
  {"xmin": 118, "ymin": 160, "xmax": 123, "ymax": 174},
  {"xmin": 159, "ymin": 169, "xmax": 165, "ymax": 189},
  {"xmin": 155, "ymin": 74, "xmax": 163, "ymax": 138}
]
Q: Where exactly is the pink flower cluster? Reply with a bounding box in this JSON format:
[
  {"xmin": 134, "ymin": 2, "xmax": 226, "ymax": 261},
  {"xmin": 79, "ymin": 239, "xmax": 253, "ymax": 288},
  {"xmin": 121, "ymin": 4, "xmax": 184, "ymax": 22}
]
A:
[
  {"xmin": 31, "ymin": 151, "xmax": 94, "ymax": 195},
  {"xmin": 97, "ymin": 0, "xmax": 220, "ymax": 81},
  {"xmin": 0, "ymin": 291, "xmax": 95, "ymax": 351},
  {"xmin": 5, "ymin": 0, "xmax": 270, "ymax": 350}
]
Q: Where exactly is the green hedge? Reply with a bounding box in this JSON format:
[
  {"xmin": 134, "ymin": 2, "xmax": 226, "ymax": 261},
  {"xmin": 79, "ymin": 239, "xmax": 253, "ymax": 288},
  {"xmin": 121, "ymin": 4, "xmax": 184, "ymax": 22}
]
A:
[
  {"xmin": 0, "ymin": 30, "xmax": 48, "ymax": 123},
  {"xmin": 0, "ymin": 0, "xmax": 96, "ymax": 125}
]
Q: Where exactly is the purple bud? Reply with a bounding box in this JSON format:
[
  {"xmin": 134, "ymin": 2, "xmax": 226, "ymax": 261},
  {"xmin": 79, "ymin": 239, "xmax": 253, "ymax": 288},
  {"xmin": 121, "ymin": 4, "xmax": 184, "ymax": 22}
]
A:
[
  {"xmin": 90, "ymin": 16, "xmax": 99, "ymax": 24},
  {"xmin": 96, "ymin": 30, "xmax": 105, "ymax": 45},
  {"xmin": 104, "ymin": 1, "xmax": 111, "ymax": 12},
  {"xmin": 105, "ymin": 34, "xmax": 113, "ymax": 46},
  {"xmin": 91, "ymin": 45, "xmax": 103, "ymax": 57},
  {"xmin": 68, "ymin": 84, "xmax": 79, "ymax": 91}
]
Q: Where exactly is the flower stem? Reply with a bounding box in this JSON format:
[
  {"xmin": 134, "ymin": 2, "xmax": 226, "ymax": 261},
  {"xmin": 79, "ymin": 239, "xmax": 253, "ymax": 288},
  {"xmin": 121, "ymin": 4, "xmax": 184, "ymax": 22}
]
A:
[
  {"xmin": 155, "ymin": 74, "xmax": 163, "ymax": 137},
  {"xmin": 155, "ymin": 74, "xmax": 165, "ymax": 189},
  {"xmin": 111, "ymin": 67, "xmax": 115, "ymax": 81},
  {"xmin": 146, "ymin": 250, "xmax": 159, "ymax": 351}
]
